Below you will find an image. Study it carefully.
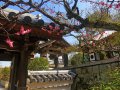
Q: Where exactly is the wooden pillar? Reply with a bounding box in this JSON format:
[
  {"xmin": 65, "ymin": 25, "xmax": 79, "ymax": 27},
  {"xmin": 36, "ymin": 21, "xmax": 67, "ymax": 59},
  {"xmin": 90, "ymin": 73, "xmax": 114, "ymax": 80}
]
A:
[
  {"xmin": 16, "ymin": 48, "xmax": 29, "ymax": 90},
  {"xmin": 62, "ymin": 53, "xmax": 68, "ymax": 67},
  {"xmin": 8, "ymin": 54, "xmax": 19, "ymax": 90}
]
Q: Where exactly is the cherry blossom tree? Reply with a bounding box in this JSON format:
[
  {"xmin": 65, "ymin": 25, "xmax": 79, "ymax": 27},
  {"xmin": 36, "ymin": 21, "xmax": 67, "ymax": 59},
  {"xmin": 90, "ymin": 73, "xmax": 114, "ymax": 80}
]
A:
[
  {"xmin": 0, "ymin": 0, "xmax": 120, "ymax": 49},
  {"xmin": 1, "ymin": 0, "xmax": 120, "ymax": 30}
]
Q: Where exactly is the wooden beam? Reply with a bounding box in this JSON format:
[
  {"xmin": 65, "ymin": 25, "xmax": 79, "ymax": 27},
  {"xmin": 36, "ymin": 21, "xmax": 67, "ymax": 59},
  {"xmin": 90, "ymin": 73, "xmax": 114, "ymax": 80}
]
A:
[
  {"xmin": 0, "ymin": 52, "xmax": 13, "ymax": 61},
  {"xmin": 0, "ymin": 42, "xmax": 20, "ymax": 52},
  {"xmin": 48, "ymin": 51, "xmax": 62, "ymax": 55},
  {"xmin": 34, "ymin": 40, "xmax": 56, "ymax": 52}
]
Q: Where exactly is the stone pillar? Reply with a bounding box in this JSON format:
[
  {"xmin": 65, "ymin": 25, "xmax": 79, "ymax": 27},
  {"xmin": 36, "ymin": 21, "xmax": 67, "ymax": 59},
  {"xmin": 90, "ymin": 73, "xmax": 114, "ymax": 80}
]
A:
[{"xmin": 54, "ymin": 56, "xmax": 58, "ymax": 69}]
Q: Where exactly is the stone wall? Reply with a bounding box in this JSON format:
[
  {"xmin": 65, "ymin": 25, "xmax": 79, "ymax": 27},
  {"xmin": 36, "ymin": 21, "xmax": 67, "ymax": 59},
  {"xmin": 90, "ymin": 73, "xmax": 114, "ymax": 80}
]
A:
[{"xmin": 71, "ymin": 57, "xmax": 120, "ymax": 90}]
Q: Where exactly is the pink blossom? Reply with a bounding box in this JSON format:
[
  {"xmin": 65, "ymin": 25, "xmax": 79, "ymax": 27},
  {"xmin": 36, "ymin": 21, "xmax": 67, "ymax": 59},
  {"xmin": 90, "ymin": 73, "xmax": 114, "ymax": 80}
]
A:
[
  {"xmin": 57, "ymin": 33, "xmax": 60, "ymax": 35},
  {"xmin": 20, "ymin": 26, "xmax": 31, "ymax": 35},
  {"xmin": 21, "ymin": 29, "xmax": 31, "ymax": 35},
  {"xmin": 52, "ymin": 27, "xmax": 59, "ymax": 32},
  {"xmin": 49, "ymin": 9, "xmax": 55, "ymax": 14},
  {"xmin": 87, "ymin": 42, "xmax": 90, "ymax": 45},
  {"xmin": 41, "ymin": 27, "xmax": 46, "ymax": 31},
  {"xmin": 108, "ymin": 4, "xmax": 112, "ymax": 8},
  {"xmin": 99, "ymin": 1, "xmax": 105, "ymax": 6},
  {"xmin": 48, "ymin": 31, "xmax": 51, "ymax": 34},
  {"xmin": 49, "ymin": 25, "xmax": 54, "ymax": 30},
  {"xmin": 59, "ymin": 30, "xmax": 63, "ymax": 34},
  {"xmin": 15, "ymin": 26, "xmax": 31, "ymax": 35},
  {"xmin": 55, "ymin": 26, "xmax": 60, "ymax": 30},
  {"xmin": 115, "ymin": 3, "xmax": 120, "ymax": 9},
  {"xmin": 6, "ymin": 38, "xmax": 14, "ymax": 48},
  {"xmin": 15, "ymin": 32, "xmax": 20, "ymax": 35},
  {"xmin": 86, "ymin": 34, "xmax": 89, "ymax": 37},
  {"xmin": 52, "ymin": 29, "xmax": 56, "ymax": 32},
  {"xmin": 92, "ymin": 43, "xmax": 95, "ymax": 47}
]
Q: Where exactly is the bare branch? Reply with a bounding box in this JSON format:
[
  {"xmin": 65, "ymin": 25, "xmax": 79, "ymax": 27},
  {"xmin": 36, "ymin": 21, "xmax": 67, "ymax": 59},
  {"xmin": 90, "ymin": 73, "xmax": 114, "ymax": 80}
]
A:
[
  {"xmin": 0, "ymin": 2, "xmax": 9, "ymax": 9},
  {"xmin": 63, "ymin": 0, "xmax": 85, "ymax": 23},
  {"xmin": 72, "ymin": 0, "xmax": 78, "ymax": 10}
]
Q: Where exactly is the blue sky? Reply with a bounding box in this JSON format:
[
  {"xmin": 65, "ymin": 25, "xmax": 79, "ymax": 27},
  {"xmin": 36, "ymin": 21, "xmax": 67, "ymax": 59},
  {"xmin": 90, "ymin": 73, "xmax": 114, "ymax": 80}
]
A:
[
  {"xmin": 0, "ymin": 61, "xmax": 11, "ymax": 67},
  {"xmin": 0, "ymin": 0, "xmax": 94, "ymax": 67}
]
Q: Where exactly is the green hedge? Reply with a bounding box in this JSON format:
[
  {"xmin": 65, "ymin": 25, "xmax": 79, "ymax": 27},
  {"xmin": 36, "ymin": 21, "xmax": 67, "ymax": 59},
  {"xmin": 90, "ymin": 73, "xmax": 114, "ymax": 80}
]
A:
[{"xmin": 28, "ymin": 57, "xmax": 49, "ymax": 71}]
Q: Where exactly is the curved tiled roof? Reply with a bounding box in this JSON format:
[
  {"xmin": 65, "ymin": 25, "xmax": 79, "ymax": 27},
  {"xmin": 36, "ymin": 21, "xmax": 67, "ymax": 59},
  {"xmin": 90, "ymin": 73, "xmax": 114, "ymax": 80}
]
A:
[
  {"xmin": 2, "ymin": 8, "xmax": 43, "ymax": 25},
  {"xmin": 27, "ymin": 70, "xmax": 75, "ymax": 89},
  {"xmin": 27, "ymin": 70, "xmax": 75, "ymax": 83},
  {"xmin": 28, "ymin": 74, "xmax": 73, "ymax": 83}
]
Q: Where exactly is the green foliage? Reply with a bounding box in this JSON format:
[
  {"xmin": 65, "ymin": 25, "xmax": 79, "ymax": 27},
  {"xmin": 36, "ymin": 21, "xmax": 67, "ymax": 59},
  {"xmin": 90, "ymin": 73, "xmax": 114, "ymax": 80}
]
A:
[
  {"xmin": 109, "ymin": 32, "xmax": 120, "ymax": 46},
  {"xmin": 70, "ymin": 52, "xmax": 83, "ymax": 66},
  {"xmin": 91, "ymin": 67, "xmax": 120, "ymax": 90},
  {"xmin": 0, "ymin": 67, "xmax": 10, "ymax": 81},
  {"xmin": 65, "ymin": 46, "xmax": 81, "ymax": 53},
  {"xmin": 0, "ymin": 68, "xmax": 2, "ymax": 79},
  {"xmin": 98, "ymin": 51, "xmax": 105, "ymax": 60},
  {"xmin": 113, "ymin": 13, "xmax": 120, "ymax": 23},
  {"xmin": 28, "ymin": 57, "xmax": 49, "ymax": 71},
  {"xmin": 88, "ymin": 10, "xmax": 111, "ymax": 22}
]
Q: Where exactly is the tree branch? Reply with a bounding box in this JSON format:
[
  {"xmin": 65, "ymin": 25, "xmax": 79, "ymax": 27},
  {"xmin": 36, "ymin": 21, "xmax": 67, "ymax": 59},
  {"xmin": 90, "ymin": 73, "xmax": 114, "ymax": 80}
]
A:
[
  {"xmin": 1, "ymin": 0, "xmax": 120, "ymax": 32},
  {"xmin": 72, "ymin": 0, "xmax": 78, "ymax": 10},
  {"xmin": 63, "ymin": 0, "xmax": 85, "ymax": 23}
]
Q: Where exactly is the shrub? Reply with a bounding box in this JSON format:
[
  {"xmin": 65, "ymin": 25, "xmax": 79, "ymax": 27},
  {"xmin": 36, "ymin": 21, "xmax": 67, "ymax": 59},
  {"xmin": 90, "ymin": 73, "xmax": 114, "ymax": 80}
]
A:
[
  {"xmin": 1, "ymin": 67, "xmax": 10, "ymax": 81},
  {"xmin": 91, "ymin": 67, "xmax": 120, "ymax": 90},
  {"xmin": 28, "ymin": 57, "xmax": 49, "ymax": 71},
  {"xmin": 70, "ymin": 52, "xmax": 83, "ymax": 66}
]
